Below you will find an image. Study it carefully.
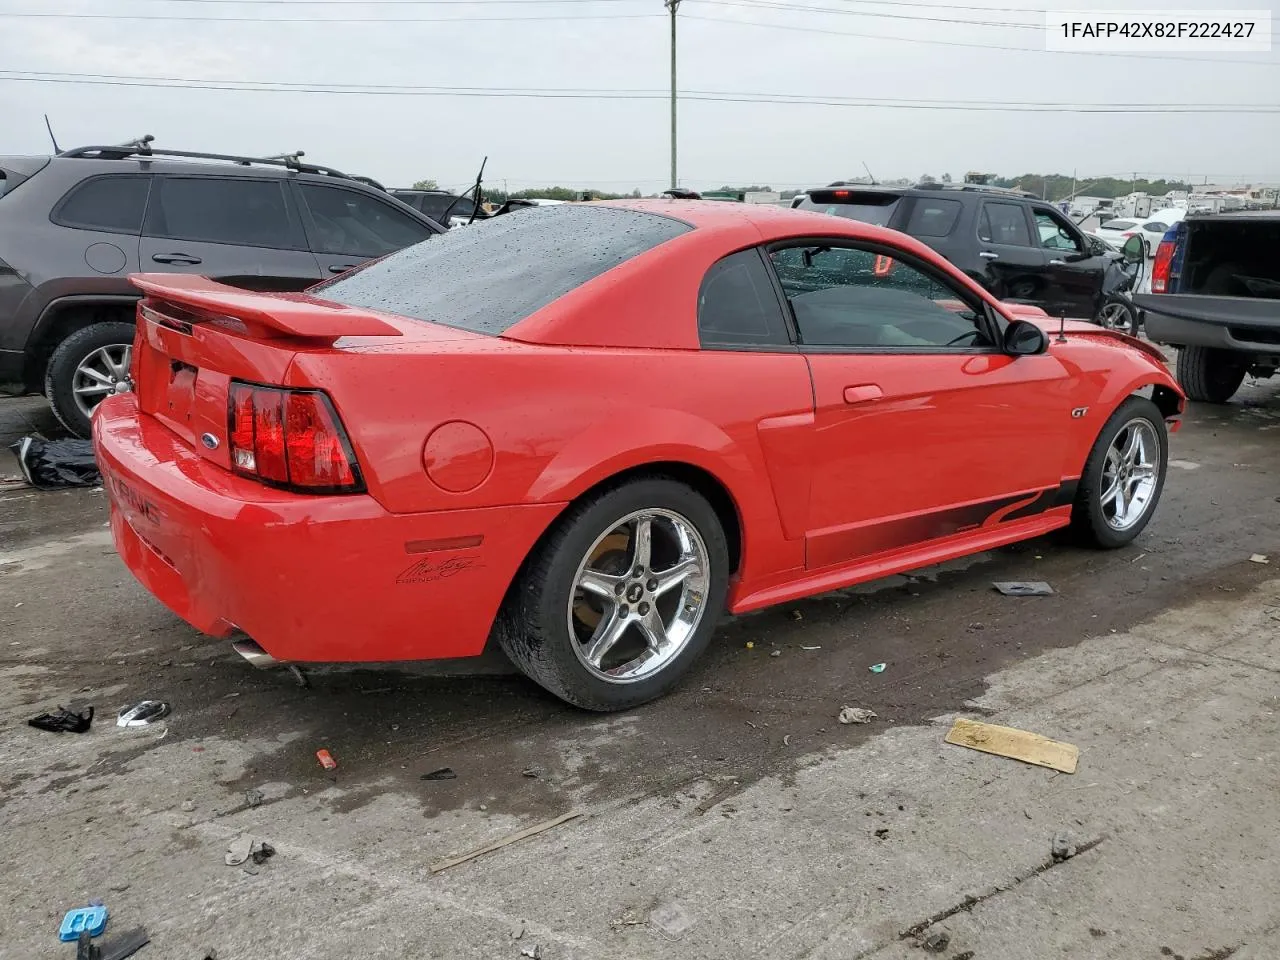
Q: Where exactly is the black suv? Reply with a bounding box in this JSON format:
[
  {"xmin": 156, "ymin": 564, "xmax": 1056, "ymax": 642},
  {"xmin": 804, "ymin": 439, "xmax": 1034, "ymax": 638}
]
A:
[
  {"xmin": 793, "ymin": 182, "xmax": 1130, "ymax": 322},
  {"xmin": 0, "ymin": 138, "xmax": 444, "ymax": 436},
  {"xmin": 391, "ymin": 189, "xmax": 488, "ymax": 228}
]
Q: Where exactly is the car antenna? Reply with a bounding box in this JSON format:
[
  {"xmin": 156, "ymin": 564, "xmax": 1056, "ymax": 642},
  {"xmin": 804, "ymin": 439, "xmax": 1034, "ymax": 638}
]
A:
[
  {"xmin": 1056, "ymin": 309, "xmax": 1068, "ymax": 343},
  {"xmin": 438, "ymin": 155, "xmax": 488, "ymax": 227},
  {"xmin": 43, "ymin": 114, "xmax": 61, "ymax": 153},
  {"xmin": 862, "ymin": 161, "xmax": 876, "ymax": 186}
]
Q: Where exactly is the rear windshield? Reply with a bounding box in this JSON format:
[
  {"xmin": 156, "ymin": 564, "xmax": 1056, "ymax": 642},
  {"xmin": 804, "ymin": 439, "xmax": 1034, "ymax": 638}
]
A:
[
  {"xmin": 1101, "ymin": 220, "xmax": 1137, "ymax": 230},
  {"xmin": 411, "ymin": 194, "xmax": 478, "ymax": 220},
  {"xmin": 315, "ymin": 204, "xmax": 690, "ymax": 334},
  {"xmin": 794, "ymin": 190, "xmax": 901, "ymax": 227}
]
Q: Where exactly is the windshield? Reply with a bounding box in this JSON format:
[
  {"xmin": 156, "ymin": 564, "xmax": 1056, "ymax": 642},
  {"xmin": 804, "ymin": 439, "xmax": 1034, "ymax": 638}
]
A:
[
  {"xmin": 794, "ymin": 190, "xmax": 901, "ymax": 227},
  {"xmin": 315, "ymin": 204, "xmax": 690, "ymax": 335}
]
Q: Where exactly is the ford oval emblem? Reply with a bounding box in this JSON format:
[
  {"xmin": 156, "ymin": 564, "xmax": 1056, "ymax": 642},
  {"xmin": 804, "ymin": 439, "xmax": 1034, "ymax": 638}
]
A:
[{"xmin": 201, "ymin": 432, "xmax": 220, "ymax": 450}]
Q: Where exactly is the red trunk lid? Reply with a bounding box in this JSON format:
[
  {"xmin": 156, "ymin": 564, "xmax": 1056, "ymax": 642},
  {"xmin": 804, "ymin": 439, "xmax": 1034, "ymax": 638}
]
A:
[{"xmin": 127, "ymin": 274, "xmax": 472, "ymax": 469}]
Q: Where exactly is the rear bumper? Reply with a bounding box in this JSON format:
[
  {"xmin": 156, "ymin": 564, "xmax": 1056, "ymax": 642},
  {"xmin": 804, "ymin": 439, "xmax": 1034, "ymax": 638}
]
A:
[
  {"xmin": 1135, "ymin": 294, "xmax": 1280, "ymax": 354},
  {"xmin": 93, "ymin": 394, "xmax": 564, "ymax": 663}
]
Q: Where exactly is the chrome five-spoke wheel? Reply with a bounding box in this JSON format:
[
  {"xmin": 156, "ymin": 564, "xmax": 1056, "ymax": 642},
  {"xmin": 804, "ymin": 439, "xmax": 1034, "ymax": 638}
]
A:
[
  {"xmin": 1100, "ymin": 418, "xmax": 1159, "ymax": 531},
  {"xmin": 72, "ymin": 344, "xmax": 133, "ymax": 420},
  {"xmin": 569, "ymin": 509, "xmax": 710, "ymax": 683},
  {"xmin": 1096, "ymin": 300, "xmax": 1133, "ymax": 333}
]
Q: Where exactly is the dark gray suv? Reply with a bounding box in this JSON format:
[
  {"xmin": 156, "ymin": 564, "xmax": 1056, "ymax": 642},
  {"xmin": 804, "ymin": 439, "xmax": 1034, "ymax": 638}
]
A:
[{"xmin": 0, "ymin": 139, "xmax": 444, "ymax": 436}]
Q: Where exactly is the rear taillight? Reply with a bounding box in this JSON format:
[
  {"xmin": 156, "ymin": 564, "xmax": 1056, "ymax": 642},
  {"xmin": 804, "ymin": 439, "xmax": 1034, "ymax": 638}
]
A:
[
  {"xmin": 1151, "ymin": 239, "xmax": 1175, "ymax": 293},
  {"xmin": 227, "ymin": 382, "xmax": 362, "ymax": 493}
]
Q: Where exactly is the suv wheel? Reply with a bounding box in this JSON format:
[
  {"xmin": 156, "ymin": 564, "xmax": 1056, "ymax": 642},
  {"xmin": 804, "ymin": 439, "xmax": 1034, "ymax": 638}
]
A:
[
  {"xmin": 1176, "ymin": 345, "xmax": 1247, "ymax": 404},
  {"xmin": 45, "ymin": 322, "xmax": 136, "ymax": 437}
]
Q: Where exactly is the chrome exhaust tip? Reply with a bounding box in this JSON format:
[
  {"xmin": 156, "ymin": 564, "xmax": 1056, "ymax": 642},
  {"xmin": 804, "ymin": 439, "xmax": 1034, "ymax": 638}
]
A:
[{"xmin": 232, "ymin": 638, "xmax": 280, "ymax": 669}]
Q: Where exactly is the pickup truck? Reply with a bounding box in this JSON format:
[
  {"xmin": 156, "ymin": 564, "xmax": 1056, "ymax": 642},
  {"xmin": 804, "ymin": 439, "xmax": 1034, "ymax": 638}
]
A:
[{"xmin": 1134, "ymin": 211, "xmax": 1280, "ymax": 402}]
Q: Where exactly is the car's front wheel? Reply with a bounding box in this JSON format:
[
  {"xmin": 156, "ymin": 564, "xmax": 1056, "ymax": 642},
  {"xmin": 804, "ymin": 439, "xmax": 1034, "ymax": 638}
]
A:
[
  {"xmin": 45, "ymin": 321, "xmax": 136, "ymax": 437},
  {"xmin": 497, "ymin": 477, "xmax": 729, "ymax": 711},
  {"xmin": 1071, "ymin": 396, "xmax": 1168, "ymax": 548}
]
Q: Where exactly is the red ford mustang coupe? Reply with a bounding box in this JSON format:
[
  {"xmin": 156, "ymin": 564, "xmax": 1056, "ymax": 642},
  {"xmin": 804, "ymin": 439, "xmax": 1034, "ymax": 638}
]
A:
[{"xmin": 94, "ymin": 200, "xmax": 1183, "ymax": 710}]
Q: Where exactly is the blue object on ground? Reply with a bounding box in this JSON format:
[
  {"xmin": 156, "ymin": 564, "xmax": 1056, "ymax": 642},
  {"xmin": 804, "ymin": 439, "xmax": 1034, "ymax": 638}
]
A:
[{"xmin": 59, "ymin": 906, "xmax": 108, "ymax": 942}]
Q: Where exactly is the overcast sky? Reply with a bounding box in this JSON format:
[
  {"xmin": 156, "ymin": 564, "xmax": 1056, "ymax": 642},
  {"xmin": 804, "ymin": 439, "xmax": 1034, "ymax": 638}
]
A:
[{"xmin": 1, "ymin": 0, "xmax": 1277, "ymax": 192}]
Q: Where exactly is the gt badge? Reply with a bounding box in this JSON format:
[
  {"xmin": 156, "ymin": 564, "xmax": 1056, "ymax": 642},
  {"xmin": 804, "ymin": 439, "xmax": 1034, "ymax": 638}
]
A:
[{"xmin": 1071, "ymin": 407, "xmax": 1088, "ymax": 419}]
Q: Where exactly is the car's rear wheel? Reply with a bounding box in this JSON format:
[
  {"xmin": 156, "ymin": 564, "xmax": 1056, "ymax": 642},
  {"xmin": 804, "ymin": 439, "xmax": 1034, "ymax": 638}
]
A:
[
  {"xmin": 45, "ymin": 322, "xmax": 136, "ymax": 437},
  {"xmin": 1176, "ymin": 345, "xmax": 1248, "ymax": 403},
  {"xmin": 1071, "ymin": 396, "xmax": 1168, "ymax": 548},
  {"xmin": 497, "ymin": 478, "xmax": 729, "ymax": 711}
]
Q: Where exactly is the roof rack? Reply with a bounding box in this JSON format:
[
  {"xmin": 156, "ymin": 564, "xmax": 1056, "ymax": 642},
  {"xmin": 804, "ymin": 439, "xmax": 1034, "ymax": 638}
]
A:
[
  {"xmin": 56, "ymin": 136, "xmax": 386, "ymax": 190},
  {"xmin": 912, "ymin": 181, "xmax": 1038, "ymax": 199}
]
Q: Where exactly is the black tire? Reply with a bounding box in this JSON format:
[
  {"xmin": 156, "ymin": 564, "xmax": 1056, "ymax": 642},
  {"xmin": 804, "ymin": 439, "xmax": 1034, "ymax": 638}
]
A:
[
  {"xmin": 1176, "ymin": 345, "xmax": 1247, "ymax": 403},
  {"xmin": 1071, "ymin": 396, "xmax": 1168, "ymax": 549},
  {"xmin": 496, "ymin": 477, "xmax": 729, "ymax": 711},
  {"xmin": 44, "ymin": 321, "xmax": 136, "ymax": 437}
]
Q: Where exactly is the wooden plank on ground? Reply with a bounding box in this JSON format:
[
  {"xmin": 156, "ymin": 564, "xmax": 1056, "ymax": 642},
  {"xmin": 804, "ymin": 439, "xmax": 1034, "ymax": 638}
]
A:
[
  {"xmin": 429, "ymin": 811, "xmax": 582, "ymax": 873},
  {"xmin": 945, "ymin": 717, "xmax": 1079, "ymax": 774}
]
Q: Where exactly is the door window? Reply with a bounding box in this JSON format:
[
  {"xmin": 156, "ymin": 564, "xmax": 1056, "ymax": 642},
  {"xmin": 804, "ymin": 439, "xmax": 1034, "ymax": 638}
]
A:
[
  {"xmin": 768, "ymin": 244, "xmax": 993, "ymax": 350},
  {"xmin": 978, "ymin": 202, "xmax": 1032, "ymax": 246},
  {"xmin": 145, "ymin": 177, "xmax": 303, "ymax": 249},
  {"xmin": 52, "ymin": 176, "xmax": 151, "ymax": 234},
  {"xmin": 300, "ymin": 184, "xmax": 435, "ymax": 258},
  {"xmin": 697, "ymin": 249, "xmax": 790, "ymax": 348},
  {"xmin": 1033, "ymin": 209, "xmax": 1084, "ymax": 253}
]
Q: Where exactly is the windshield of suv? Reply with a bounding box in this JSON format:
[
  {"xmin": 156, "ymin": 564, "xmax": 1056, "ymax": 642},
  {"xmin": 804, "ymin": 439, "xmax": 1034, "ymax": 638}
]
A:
[
  {"xmin": 314, "ymin": 204, "xmax": 690, "ymax": 335},
  {"xmin": 794, "ymin": 190, "xmax": 901, "ymax": 227}
]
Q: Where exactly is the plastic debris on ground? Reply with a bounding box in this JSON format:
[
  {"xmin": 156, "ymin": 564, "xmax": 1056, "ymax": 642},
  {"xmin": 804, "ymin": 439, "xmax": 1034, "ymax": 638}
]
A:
[
  {"xmin": 76, "ymin": 926, "xmax": 149, "ymax": 960},
  {"xmin": 421, "ymin": 767, "xmax": 457, "ymax": 781},
  {"xmin": 945, "ymin": 718, "xmax": 1079, "ymax": 774},
  {"xmin": 519, "ymin": 946, "xmax": 541, "ymax": 959},
  {"xmin": 838, "ymin": 706, "xmax": 877, "ymax": 725},
  {"xmin": 60, "ymin": 906, "xmax": 109, "ymax": 941},
  {"xmin": 28, "ymin": 704, "xmax": 93, "ymax": 733},
  {"xmin": 868, "ymin": 662, "xmax": 887, "ymax": 674},
  {"xmin": 993, "ymin": 580, "xmax": 1055, "ymax": 597},
  {"xmin": 9, "ymin": 436, "xmax": 101, "ymax": 489},
  {"xmin": 316, "ymin": 748, "xmax": 337, "ymax": 770},
  {"xmin": 1250, "ymin": 554, "xmax": 1270, "ymax": 564},
  {"xmin": 116, "ymin": 701, "xmax": 169, "ymax": 727},
  {"xmin": 225, "ymin": 835, "xmax": 275, "ymax": 867},
  {"xmin": 649, "ymin": 901, "xmax": 695, "ymax": 940}
]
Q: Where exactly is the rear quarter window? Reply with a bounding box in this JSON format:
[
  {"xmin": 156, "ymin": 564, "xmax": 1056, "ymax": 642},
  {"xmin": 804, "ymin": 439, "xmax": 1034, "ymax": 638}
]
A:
[
  {"xmin": 315, "ymin": 205, "xmax": 690, "ymax": 335},
  {"xmin": 904, "ymin": 198, "xmax": 962, "ymax": 238},
  {"xmin": 51, "ymin": 175, "xmax": 152, "ymax": 234}
]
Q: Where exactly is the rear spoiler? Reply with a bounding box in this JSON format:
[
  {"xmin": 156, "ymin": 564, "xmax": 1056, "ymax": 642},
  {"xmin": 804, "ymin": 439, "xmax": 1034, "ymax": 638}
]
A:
[{"xmin": 130, "ymin": 274, "xmax": 403, "ymax": 341}]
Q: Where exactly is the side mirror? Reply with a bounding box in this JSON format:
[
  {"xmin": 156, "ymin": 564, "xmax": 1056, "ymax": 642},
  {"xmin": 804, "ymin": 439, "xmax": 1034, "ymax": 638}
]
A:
[
  {"xmin": 1121, "ymin": 235, "xmax": 1145, "ymax": 264},
  {"xmin": 1004, "ymin": 318, "xmax": 1049, "ymax": 356}
]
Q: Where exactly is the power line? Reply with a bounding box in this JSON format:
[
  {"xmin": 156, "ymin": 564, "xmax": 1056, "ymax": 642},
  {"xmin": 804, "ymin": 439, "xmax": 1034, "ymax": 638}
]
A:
[
  {"xmin": 682, "ymin": 12, "xmax": 1280, "ymax": 67},
  {"xmin": 0, "ymin": 8, "xmax": 658, "ymax": 21},
  {"xmin": 699, "ymin": 0, "xmax": 1040, "ymax": 30},
  {"xmin": 3, "ymin": 71, "xmax": 1277, "ymax": 112},
  {"xmin": 6, "ymin": 69, "xmax": 1266, "ymax": 107}
]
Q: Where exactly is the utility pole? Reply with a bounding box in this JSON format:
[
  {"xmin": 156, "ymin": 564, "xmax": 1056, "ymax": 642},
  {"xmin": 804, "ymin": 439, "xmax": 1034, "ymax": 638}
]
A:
[{"xmin": 666, "ymin": 0, "xmax": 681, "ymax": 190}]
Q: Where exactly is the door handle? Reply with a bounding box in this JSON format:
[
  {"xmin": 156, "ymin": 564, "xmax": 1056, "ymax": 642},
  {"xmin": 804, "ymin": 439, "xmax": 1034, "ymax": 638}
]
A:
[
  {"xmin": 1048, "ymin": 259, "xmax": 1067, "ymax": 266},
  {"xmin": 328, "ymin": 264, "xmax": 357, "ymax": 274},
  {"xmin": 843, "ymin": 384, "xmax": 883, "ymax": 404},
  {"xmin": 151, "ymin": 253, "xmax": 202, "ymax": 265},
  {"xmin": 979, "ymin": 251, "xmax": 1000, "ymax": 259}
]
